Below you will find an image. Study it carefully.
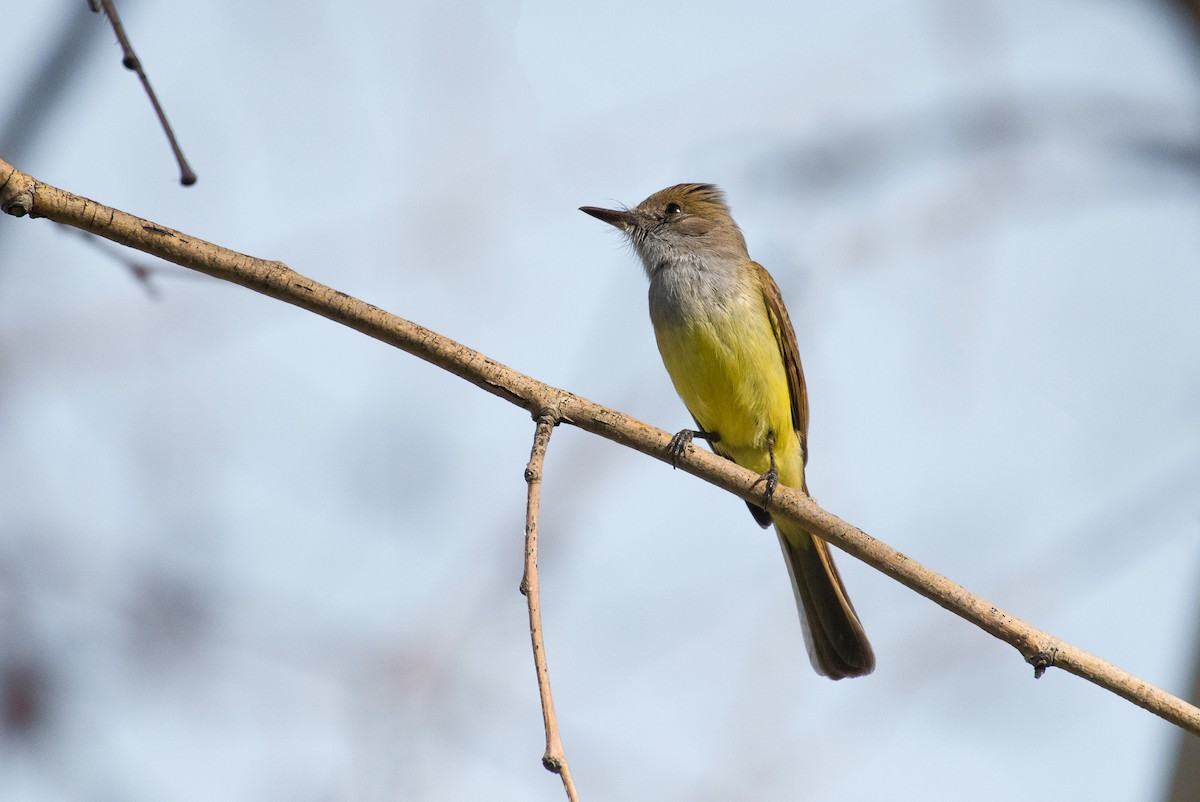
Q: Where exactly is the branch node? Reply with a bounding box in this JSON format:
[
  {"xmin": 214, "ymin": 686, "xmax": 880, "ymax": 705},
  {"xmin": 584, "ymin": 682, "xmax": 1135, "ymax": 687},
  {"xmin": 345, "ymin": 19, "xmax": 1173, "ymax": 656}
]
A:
[
  {"xmin": 530, "ymin": 400, "xmax": 568, "ymax": 426},
  {"xmin": 2, "ymin": 188, "xmax": 33, "ymax": 218},
  {"xmin": 1029, "ymin": 644, "xmax": 1059, "ymax": 679},
  {"xmin": 0, "ymin": 168, "xmax": 35, "ymax": 218}
]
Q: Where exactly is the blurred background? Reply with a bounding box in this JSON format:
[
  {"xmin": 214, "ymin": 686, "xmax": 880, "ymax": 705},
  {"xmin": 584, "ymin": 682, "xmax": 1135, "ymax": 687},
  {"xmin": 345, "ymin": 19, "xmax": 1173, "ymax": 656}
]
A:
[{"xmin": 2, "ymin": 2, "xmax": 1199, "ymax": 799}]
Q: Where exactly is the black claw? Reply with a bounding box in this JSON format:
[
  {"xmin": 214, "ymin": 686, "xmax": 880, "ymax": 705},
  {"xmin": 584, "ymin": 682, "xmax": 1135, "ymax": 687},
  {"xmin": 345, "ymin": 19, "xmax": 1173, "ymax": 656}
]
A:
[
  {"xmin": 750, "ymin": 466, "xmax": 779, "ymax": 505},
  {"xmin": 750, "ymin": 432, "xmax": 780, "ymax": 505},
  {"xmin": 667, "ymin": 430, "xmax": 694, "ymax": 467},
  {"xmin": 666, "ymin": 429, "xmax": 719, "ymax": 468}
]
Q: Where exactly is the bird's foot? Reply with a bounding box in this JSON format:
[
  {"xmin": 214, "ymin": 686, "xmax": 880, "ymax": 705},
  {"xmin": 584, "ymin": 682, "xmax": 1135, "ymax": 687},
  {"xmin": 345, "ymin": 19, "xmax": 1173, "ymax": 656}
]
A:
[
  {"xmin": 749, "ymin": 432, "xmax": 780, "ymax": 505},
  {"xmin": 749, "ymin": 466, "xmax": 779, "ymax": 506},
  {"xmin": 667, "ymin": 429, "xmax": 719, "ymax": 468}
]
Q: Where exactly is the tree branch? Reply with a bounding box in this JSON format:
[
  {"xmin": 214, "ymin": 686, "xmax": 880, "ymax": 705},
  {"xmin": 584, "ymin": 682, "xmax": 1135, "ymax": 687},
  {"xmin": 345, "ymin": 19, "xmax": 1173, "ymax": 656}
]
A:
[
  {"xmin": 92, "ymin": 0, "xmax": 196, "ymax": 185},
  {"xmin": 1, "ymin": 156, "xmax": 1197, "ymax": 737},
  {"xmin": 520, "ymin": 416, "xmax": 578, "ymax": 801}
]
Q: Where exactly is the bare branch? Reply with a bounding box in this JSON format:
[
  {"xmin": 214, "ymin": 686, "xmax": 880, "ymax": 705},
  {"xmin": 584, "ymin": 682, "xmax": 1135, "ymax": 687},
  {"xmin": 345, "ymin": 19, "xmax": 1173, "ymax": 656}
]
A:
[
  {"xmin": 92, "ymin": 0, "xmax": 197, "ymax": 185},
  {"xmin": 1, "ymin": 156, "xmax": 1197, "ymax": 737},
  {"xmin": 520, "ymin": 416, "xmax": 579, "ymax": 801}
]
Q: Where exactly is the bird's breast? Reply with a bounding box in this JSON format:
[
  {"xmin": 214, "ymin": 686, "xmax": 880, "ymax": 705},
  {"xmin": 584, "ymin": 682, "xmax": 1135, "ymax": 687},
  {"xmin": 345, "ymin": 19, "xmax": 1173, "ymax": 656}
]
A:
[{"xmin": 647, "ymin": 259, "xmax": 797, "ymax": 475}]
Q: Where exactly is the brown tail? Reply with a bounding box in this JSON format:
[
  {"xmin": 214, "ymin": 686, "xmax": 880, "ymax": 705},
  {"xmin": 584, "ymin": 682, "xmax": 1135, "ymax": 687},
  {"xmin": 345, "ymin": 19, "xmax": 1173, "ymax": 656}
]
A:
[{"xmin": 776, "ymin": 519, "xmax": 875, "ymax": 679}]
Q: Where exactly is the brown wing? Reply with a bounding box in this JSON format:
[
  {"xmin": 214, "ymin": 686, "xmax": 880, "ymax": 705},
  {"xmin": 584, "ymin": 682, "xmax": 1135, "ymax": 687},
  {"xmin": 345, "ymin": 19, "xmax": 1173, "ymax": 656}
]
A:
[{"xmin": 753, "ymin": 262, "xmax": 809, "ymax": 465}]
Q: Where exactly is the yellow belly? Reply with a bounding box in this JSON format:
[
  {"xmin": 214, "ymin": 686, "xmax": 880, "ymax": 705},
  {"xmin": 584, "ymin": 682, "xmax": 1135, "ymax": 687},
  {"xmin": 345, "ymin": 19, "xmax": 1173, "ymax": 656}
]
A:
[{"xmin": 652, "ymin": 291, "xmax": 803, "ymax": 487}]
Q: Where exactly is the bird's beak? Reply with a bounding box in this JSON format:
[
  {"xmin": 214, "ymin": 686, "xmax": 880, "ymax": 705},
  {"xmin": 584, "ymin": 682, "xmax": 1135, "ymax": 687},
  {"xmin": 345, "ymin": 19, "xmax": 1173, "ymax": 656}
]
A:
[{"xmin": 580, "ymin": 205, "xmax": 635, "ymax": 231}]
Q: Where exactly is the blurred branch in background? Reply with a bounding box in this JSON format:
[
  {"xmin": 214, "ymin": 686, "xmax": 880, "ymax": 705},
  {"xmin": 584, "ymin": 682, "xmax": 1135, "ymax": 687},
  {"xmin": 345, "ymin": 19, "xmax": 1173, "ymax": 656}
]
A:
[
  {"xmin": 0, "ymin": 9, "xmax": 99, "ymax": 170},
  {"xmin": 70, "ymin": 228, "xmax": 216, "ymax": 299},
  {"xmin": 754, "ymin": 92, "xmax": 1200, "ymax": 204},
  {"xmin": 1164, "ymin": 571, "xmax": 1200, "ymax": 801},
  {"xmin": 0, "ymin": 10, "xmax": 113, "ymax": 779},
  {"xmin": 1170, "ymin": 0, "xmax": 1200, "ymax": 41},
  {"xmin": 1161, "ymin": 3, "xmax": 1200, "ymax": 799}
]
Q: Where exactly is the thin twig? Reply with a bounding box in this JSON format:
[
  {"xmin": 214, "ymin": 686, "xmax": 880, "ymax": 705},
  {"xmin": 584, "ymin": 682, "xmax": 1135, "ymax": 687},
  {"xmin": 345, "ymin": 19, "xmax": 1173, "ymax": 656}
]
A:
[
  {"xmin": 92, "ymin": 0, "xmax": 196, "ymax": 185},
  {"xmin": 520, "ymin": 415, "xmax": 579, "ymax": 801},
  {"xmin": 1, "ymin": 157, "xmax": 1198, "ymax": 736}
]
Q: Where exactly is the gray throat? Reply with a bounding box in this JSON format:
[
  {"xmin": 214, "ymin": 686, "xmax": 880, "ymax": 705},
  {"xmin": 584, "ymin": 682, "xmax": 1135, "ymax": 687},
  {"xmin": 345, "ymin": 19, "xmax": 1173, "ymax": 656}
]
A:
[{"xmin": 646, "ymin": 254, "xmax": 745, "ymax": 326}]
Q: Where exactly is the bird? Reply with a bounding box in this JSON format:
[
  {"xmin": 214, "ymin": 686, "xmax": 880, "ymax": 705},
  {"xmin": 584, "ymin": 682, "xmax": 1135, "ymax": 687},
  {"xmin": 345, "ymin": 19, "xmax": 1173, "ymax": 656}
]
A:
[{"xmin": 581, "ymin": 183, "xmax": 874, "ymax": 679}]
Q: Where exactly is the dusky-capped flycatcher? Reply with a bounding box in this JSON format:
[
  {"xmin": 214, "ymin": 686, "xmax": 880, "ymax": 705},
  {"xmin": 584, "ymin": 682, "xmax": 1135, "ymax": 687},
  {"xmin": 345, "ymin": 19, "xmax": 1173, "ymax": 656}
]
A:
[{"xmin": 581, "ymin": 183, "xmax": 875, "ymax": 679}]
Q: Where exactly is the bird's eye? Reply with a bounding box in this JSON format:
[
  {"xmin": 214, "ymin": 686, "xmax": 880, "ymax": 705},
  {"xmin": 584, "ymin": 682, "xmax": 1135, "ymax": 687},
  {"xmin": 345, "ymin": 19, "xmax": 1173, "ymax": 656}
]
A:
[{"xmin": 664, "ymin": 203, "xmax": 682, "ymax": 216}]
